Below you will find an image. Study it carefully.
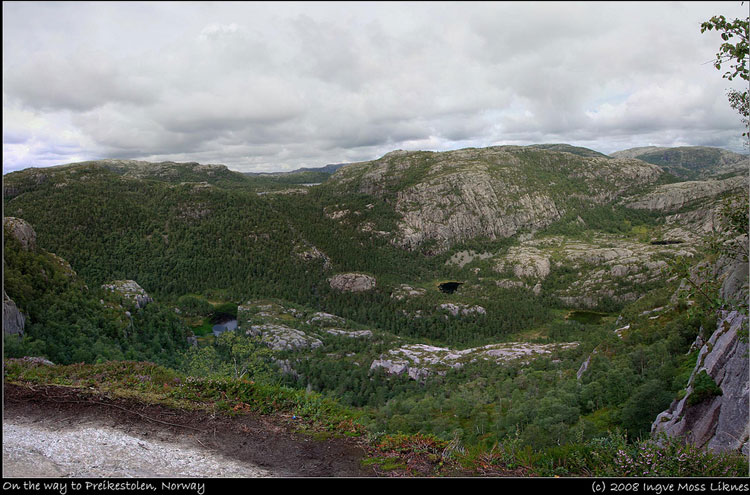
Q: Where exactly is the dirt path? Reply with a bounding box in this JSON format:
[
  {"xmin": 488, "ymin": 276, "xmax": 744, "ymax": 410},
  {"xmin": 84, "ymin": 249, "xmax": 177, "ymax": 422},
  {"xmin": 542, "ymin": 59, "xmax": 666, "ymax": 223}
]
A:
[{"xmin": 2, "ymin": 384, "xmax": 376, "ymax": 478}]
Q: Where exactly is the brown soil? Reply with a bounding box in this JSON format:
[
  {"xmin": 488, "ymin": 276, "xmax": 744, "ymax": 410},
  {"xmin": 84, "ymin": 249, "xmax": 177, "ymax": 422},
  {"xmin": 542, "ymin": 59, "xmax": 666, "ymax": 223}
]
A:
[{"xmin": 3, "ymin": 383, "xmax": 377, "ymax": 478}]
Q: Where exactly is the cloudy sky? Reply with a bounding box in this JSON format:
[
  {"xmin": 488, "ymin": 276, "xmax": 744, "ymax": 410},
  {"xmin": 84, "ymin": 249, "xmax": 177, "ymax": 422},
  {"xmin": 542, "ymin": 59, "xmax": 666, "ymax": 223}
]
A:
[{"xmin": 3, "ymin": 1, "xmax": 748, "ymax": 174}]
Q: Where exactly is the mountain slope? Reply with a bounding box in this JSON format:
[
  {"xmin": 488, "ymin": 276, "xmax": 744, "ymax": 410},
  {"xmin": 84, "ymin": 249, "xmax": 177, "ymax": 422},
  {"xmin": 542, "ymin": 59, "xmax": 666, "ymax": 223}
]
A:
[
  {"xmin": 325, "ymin": 145, "xmax": 663, "ymax": 253},
  {"xmin": 610, "ymin": 146, "xmax": 747, "ymax": 180},
  {"xmin": 3, "ymin": 217, "xmax": 189, "ymax": 366}
]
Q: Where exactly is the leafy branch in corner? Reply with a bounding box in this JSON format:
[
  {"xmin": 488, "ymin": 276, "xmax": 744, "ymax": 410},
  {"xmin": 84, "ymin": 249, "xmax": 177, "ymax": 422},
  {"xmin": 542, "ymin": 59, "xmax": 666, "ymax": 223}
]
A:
[{"xmin": 702, "ymin": 7, "xmax": 750, "ymax": 140}]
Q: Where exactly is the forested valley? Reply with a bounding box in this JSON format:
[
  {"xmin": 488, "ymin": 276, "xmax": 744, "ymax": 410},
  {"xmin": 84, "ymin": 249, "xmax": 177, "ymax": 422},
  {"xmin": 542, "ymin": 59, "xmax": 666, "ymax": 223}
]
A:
[{"xmin": 3, "ymin": 147, "xmax": 748, "ymax": 476}]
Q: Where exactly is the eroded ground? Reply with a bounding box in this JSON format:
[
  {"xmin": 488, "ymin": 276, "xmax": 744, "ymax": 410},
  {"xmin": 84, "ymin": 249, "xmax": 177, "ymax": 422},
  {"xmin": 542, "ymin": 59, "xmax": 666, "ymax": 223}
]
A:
[{"xmin": 2, "ymin": 384, "xmax": 375, "ymax": 478}]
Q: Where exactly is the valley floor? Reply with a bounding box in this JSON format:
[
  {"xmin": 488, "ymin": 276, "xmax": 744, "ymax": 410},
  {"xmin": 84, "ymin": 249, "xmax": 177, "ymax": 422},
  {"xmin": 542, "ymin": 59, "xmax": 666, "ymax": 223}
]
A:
[{"xmin": 2, "ymin": 384, "xmax": 375, "ymax": 478}]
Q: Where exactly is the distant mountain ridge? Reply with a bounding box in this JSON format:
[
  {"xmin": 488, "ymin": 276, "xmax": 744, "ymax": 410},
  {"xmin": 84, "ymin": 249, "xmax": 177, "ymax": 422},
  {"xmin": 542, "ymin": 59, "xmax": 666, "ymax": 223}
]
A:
[
  {"xmin": 610, "ymin": 146, "xmax": 747, "ymax": 180},
  {"xmin": 245, "ymin": 163, "xmax": 348, "ymax": 176}
]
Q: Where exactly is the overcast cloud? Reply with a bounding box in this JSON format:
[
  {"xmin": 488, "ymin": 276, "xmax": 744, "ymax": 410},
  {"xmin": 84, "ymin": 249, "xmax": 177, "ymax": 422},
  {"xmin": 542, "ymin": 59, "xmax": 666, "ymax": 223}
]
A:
[{"xmin": 3, "ymin": 1, "xmax": 748, "ymax": 174}]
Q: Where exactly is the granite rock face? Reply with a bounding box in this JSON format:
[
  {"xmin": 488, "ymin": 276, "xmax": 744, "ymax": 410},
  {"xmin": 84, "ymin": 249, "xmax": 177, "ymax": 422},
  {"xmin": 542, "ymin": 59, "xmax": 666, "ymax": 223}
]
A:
[
  {"xmin": 330, "ymin": 146, "xmax": 662, "ymax": 253},
  {"xmin": 328, "ymin": 273, "xmax": 376, "ymax": 292},
  {"xmin": 495, "ymin": 246, "xmax": 551, "ymax": 280},
  {"xmin": 246, "ymin": 323, "xmax": 323, "ymax": 351},
  {"xmin": 651, "ymin": 311, "xmax": 749, "ymax": 455},
  {"xmin": 719, "ymin": 246, "xmax": 750, "ymax": 306},
  {"xmin": 625, "ymin": 176, "xmax": 747, "ymax": 213},
  {"xmin": 4, "ymin": 217, "xmax": 37, "ymax": 251},
  {"xmin": 3, "ymin": 290, "xmax": 25, "ymax": 336}
]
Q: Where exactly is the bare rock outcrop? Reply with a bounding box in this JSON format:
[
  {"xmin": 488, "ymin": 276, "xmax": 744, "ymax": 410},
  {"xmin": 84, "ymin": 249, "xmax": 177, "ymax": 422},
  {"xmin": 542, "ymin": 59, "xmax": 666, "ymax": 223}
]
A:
[
  {"xmin": 4, "ymin": 217, "xmax": 37, "ymax": 251},
  {"xmin": 438, "ymin": 303, "xmax": 486, "ymax": 317},
  {"xmin": 101, "ymin": 280, "xmax": 153, "ymax": 309},
  {"xmin": 246, "ymin": 324, "xmax": 323, "ymax": 351},
  {"xmin": 295, "ymin": 244, "xmax": 332, "ymax": 269},
  {"xmin": 610, "ymin": 146, "xmax": 748, "ymax": 179},
  {"xmin": 391, "ymin": 284, "xmax": 427, "ymax": 300},
  {"xmin": 3, "ymin": 290, "xmax": 25, "ymax": 336},
  {"xmin": 495, "ymin": 246, "xmax": 551, "ymax": 280},
  {"xmin": 328, "ymin": 273, "xmax": 376, "ymax": 292},
  {"xmin": 371, "ymin": 342, "xmax": 578, "ymax": 381},
  {"xmin": 491, "ymin": 234, "xmax": 690, "ymax": 308},
  {"xmin": 626, "ymin": 176, "xmax": 747, "ymax": 213},
  {"xmin": 651, "ymin": 310, "xmax": 749, "ymax": 455},
  {"xmin": 325, "ymin": 329, "xmax": 373, "ymax": 338}
]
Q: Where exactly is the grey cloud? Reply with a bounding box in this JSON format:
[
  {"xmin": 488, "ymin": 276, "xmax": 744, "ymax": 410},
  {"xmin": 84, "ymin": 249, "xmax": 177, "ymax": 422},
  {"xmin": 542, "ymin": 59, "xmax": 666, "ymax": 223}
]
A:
[
  {"xmin": 4, "ymin": 50, "xmax": 157, "ymax": 112},
  {"xmin": 2, "ymin": 129, "xmax": 29, "ymax": 145},
  {"xmin": 3, "ymin": 2, "xmax": 748, "ymax": 173}
]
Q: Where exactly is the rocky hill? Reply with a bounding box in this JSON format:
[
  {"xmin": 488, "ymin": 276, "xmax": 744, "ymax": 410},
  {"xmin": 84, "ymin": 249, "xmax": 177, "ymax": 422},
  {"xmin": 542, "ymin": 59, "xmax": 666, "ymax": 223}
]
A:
[
  {"xmin": 610, "ymin": 146, "xmax": 747, "ymax": 180},
  {"xmin": 326, "ymin": 145, "xmax": 663, "ymax": 253}
]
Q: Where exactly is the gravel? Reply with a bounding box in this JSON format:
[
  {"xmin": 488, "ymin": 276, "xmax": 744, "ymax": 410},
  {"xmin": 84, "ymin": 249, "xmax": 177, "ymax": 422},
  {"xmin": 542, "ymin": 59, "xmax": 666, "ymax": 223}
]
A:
[{"xmin": 2, "ymin": 418, "xmax": 274, "ymax": 478}]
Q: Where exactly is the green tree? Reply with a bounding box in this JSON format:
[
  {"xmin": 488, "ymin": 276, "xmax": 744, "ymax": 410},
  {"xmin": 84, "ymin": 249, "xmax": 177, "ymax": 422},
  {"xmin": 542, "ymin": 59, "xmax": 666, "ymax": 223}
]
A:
[
  {"xmin": 701, "ymin": 6, "xmax": 750, "ymax": 138},
  {"xmin": 620, "ymin": 380, "xmax": 674, "ymax": 438},
  {"xmin": 182, "ymin": 332, "xmax": 274, "ymax": 382}
]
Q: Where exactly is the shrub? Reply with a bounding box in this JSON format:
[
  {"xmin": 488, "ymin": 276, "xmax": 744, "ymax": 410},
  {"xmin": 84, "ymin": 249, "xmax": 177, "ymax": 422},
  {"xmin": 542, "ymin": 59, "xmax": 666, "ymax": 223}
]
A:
[
  {"xmin": 687, "ymin": 370, "xmax": 723, "ymax": 406},
  {"xmin": 176, "ymin": 295, "xmax": 213, "ymax": 316}
]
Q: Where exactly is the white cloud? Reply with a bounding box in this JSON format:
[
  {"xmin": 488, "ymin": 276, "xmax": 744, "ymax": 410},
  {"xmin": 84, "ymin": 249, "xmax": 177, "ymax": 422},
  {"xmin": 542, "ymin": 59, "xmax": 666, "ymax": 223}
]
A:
[{"xmin": 2, "ymin": 1, "xmax": 747, "ymax": 174}]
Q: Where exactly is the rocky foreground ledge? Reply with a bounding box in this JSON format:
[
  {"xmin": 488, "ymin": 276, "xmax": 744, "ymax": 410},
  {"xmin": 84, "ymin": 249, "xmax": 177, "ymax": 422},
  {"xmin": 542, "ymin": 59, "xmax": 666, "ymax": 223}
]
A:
[{"xmin": 652, "ymin": 310, "xmax": 749, "ymax": 455}]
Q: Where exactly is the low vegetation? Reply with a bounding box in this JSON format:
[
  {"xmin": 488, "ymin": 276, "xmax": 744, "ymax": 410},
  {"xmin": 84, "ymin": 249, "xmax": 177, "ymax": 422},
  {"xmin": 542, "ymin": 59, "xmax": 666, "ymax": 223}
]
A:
[{"xmin": 4, "ymin": 358, "xmax": 746, "ymax": 477}]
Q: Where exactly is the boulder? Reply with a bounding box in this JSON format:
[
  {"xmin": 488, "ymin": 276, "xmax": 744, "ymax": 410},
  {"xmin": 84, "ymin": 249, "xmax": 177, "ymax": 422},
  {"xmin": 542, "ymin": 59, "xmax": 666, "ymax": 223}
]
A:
[{"xmin": 101, "ymin": 280, "xmax": 153, "ymax": 309}]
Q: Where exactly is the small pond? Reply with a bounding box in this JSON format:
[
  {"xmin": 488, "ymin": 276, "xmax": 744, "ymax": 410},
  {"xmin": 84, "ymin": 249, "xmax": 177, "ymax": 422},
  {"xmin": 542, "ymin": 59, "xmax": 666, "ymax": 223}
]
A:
[
  {"xmin": 212, "ymin": 319, "xmax": 238, "ymax": 336},
  {"xmin": 650, "ymin": 240, "xmax": 683, "ymax": 245},
  {"xmin": 566, "ymin": 310, "xmax": 608, "ymax": 325},
  {"xmin": 438, "ymin": 281, "xmax": 463, "ymax": 294}
]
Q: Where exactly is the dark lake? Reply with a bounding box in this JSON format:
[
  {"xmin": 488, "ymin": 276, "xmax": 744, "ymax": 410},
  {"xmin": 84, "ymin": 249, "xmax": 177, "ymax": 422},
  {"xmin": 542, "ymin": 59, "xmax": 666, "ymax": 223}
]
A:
[
  {"xmin": 567, "ymin": 310, "xmax": 608, "ymax": 325},
  {"xmin": 438, "ymin": 282, "xmax": 463, "ymax": 294},
  {"xmin": 212, "ymin": 319, "xmax": 238, "ymax": 336}
]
